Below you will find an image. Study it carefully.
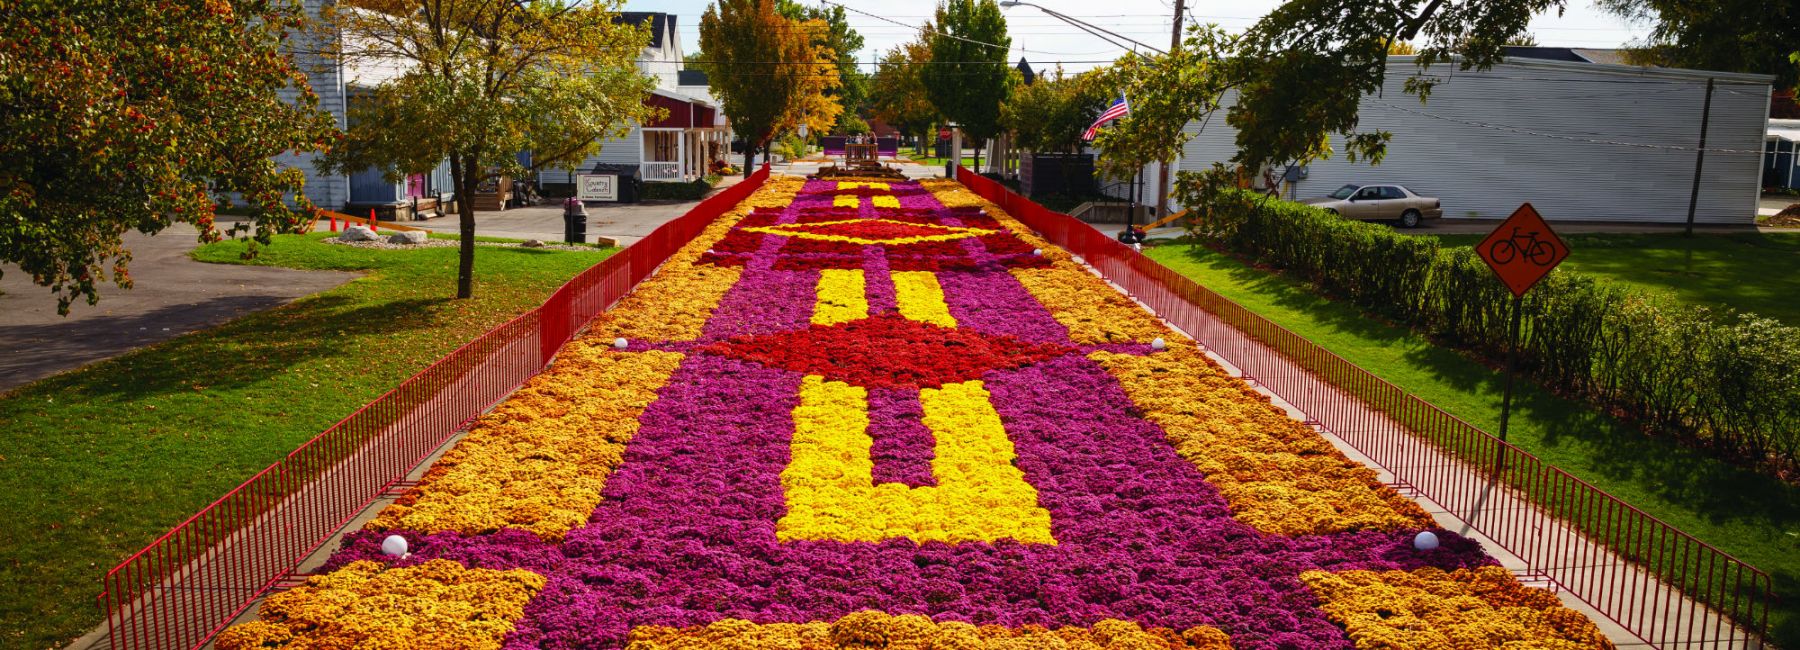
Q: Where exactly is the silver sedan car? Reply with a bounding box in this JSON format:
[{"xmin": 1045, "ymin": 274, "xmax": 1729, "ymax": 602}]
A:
[{"xmin": 1301, "ymin": 184, "xmax": 1443, "ymax": 228}]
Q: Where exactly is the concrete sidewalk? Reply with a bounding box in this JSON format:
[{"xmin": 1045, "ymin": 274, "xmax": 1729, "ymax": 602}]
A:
[
  {"xmin": 0, "ymin": 225, "xmax": 356, "ymax": 393},
  {"xmin": 386, "ymin": 176, "xmax": 749, "ymax": 246}
]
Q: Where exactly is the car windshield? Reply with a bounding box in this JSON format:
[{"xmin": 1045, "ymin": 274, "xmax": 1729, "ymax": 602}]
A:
[{"xmin": 1328, "ymin": 185, "xmax": 1359, "ymax": 200}]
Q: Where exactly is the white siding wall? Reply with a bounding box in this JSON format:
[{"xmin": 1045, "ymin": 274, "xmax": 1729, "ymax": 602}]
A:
[
  {"xmin": 1176, "ymin": 61, "xmax": 1771, "ymax": 224},
  {"xmin": 278, "ymin": 0, "xmax": 349, "ymax": 209},
  {"xmin": 540, "ymin": 132, "xmax": 644, "ymax": 183}
]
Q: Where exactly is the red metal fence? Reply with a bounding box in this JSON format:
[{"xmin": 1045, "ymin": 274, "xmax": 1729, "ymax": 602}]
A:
[
  {"xmin": 957, "ymin": 167, "xmax": 1774, "ymax": 649},
  {"xmin": 97, "ymin": 167, "xmax": 771, "ymax": 650}
]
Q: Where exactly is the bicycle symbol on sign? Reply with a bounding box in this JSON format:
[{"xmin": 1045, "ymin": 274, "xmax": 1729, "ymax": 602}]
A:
[{"xmin": 1488, "ymin": 227, "xmax": 1559, "ymax": 266}]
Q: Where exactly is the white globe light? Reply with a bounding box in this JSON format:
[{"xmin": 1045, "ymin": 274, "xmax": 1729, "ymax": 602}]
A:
[
  {"xmin": 1032, "ymin": 248, "xmax": 1043, "ymax": 256},
  {"xmin": 1150, "ymin": 337, "xmax": 1167, "ymax": 351},
  {"xmin": 381, "ymin": 534, "xmax": 409, "ymax": 558},
  {"xmin": 1413, "ymin": 531, "xmax": 1440, "ymax": 551},
  {"xmin": 613, "ymin": 337, "xmax": 629, "ymax": 350}
]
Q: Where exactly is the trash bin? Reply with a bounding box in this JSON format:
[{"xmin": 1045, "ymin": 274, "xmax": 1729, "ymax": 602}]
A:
[
  {"xmin": 562, "ymin": 197, "xmax": 588, "ymax": 244},
  {"xmin": 588, "ymin": 163, "xmax": 643, "ymax": 203}
]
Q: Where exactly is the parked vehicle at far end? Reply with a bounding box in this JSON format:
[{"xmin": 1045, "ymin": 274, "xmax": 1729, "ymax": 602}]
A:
[{"xmin": 1302, "ymin": 184, "xmax": 1443, "ymax": 228}]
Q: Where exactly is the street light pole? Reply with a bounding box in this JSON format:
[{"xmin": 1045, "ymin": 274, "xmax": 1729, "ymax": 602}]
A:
[{"xmin": 1155, "ymin": 0, "xmax": 1185, "ymax": 218}]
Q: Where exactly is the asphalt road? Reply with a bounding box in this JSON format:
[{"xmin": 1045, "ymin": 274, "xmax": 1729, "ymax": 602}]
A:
[{"xmin": 0, "ymin": 225, "xmax": 357, "ymax": 393}]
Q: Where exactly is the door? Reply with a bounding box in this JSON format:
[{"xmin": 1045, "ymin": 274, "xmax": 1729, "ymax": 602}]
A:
[
  {"xmin": 1346, "ymin": 186, "xmax": 1385, "ymax": 219},
  {"xmin": 406, "ymin": 174, "xmax": 426, "ymax": 199}
]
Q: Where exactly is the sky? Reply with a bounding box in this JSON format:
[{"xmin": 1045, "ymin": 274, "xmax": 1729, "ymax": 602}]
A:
[{"xmin": 626, "ymin": 0, "xmax": 1656, "ymax": 75}]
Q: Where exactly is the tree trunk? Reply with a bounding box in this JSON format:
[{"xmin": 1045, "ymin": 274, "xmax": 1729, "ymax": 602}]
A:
[
  {"xmin": 450, "ymin": 151, "xmax": 477, "ymax": 299},
  {"xmin": 743, "ymin": 143, "xmax": 754, "ymax": 179},
  {"xmin": 973, "ymin": 143, "xmax": 983, "ymax": 175}
]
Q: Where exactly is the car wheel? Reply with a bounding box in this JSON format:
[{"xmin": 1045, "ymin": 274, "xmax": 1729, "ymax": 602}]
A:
[
  {"xmin": 1323, "ymin": 208, "xmax": 1339, "ymax": 217},
  {"xmin": 1399, "ymin": 209, "xmax": 1422, "ymax": 228}
]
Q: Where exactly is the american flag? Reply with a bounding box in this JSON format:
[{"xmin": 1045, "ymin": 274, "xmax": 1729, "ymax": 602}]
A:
[{"xmin": 1082, "ymin": 95, "xmax": 1130, "ymax": 141}]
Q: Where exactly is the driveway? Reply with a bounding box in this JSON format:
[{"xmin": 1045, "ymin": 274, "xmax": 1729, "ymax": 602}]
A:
[
  {"xmin": 0, "ymin": 225, "xmax": 357, "ymax": 393},
  {"xmin": 400, "ymin": 177, "xmax": 749, "ymax": 246}
]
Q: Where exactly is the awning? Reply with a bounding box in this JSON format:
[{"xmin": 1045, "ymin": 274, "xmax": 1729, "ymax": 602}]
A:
[
  {"xmin": 1768, "ymin": 120, "xmax": 1800, "ymax": 143},
  {"xmin": 643, "ymin": 89, "xmax": 717, "ymax": 129}
]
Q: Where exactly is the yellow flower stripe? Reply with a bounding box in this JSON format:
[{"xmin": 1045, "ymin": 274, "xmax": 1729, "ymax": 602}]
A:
[
  {"xmin": 813, "ymin": 269, "xmax": 869, "ymax": 325},
  {"xmin": 1011, "ymin": 265, "xmax": 1171, "ymax": 344},
  {"xmin": 917, "ymin": 177, "xmax": 1070, "ymax": 263},
  {"xmin": 1091, "ymin": 345, "xmax": 1431, "ymax": 536},
  {"xmin": 1301, "ymin": 566, "xmax": 1616, "ymax": 650},
  {"xmin": 892, "ymin": 271, "xmax": 957, "ymax": 327},
  {"xmin": 778, "ymin": 376, "xmax": 1055, "ymax": 544},
  {"xmin": 591, "ymin": 175, "xmax": 802, "ymax": 342},
  {"xmin": 367, "ymin": 349, "xmax": 687, "ymax": 541},
  {"xmin": 834, "ymin": 194, "xmax": 861, "ymax": 208},
  {"xmin": 628, "ymin": 611, "xmax": 1233, "ymax": 649},
  {"xmin": 215, "ymin": 560, "xmax": 545, "ymax": 650},
  {"xmin": 837, "ymin": 181, "xmax": 890, "ymax": 191},
  {"xmin": 743, "ymin": 218, "xmax": 997, "ymax": 245},
  {"xmin": 871, "ymin": 194, "xmax": 901, "ymax": 209}
]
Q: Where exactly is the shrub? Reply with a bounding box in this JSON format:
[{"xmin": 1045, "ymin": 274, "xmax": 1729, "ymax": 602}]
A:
[
  {"xmin": 641, "ymin": 177, "xmax": 718, "ymax": 201},
  {"xmin": 1198, "ymin": 190, "xmax": 1800, "ymax": 471}
]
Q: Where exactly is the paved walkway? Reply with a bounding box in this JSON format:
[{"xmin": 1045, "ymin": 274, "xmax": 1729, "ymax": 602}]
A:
[
  {"xmin": 380, "ymin": 177, "xmax": 748, "ymax": 246},
  {"xmin": 0, "ymin": 225, "xmax": 357, "ymax": 394}
]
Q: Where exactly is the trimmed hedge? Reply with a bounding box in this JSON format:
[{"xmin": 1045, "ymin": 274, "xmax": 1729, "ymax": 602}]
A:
[
  {"xmin": 1206, "ymin": 191, "xmax": 1800, "ymax": 471},
  {"xmin": 641, "ymin": 176, "xmax": 719, "ymax": 201}
]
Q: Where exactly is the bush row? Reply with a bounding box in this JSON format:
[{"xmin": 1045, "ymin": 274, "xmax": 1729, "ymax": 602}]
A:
[
  {"xmin": 1204, "ymin": 191, "xmax": 1800, "ymax": 471},
  {"xmin": 640, "ymin": 176, "xmax": 721, "ymax": 201}
]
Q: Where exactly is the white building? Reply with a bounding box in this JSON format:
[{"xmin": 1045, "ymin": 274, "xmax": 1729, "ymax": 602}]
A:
[
  {"xmin": 540, "ymin": 12, "xmax": 728, "ymax": 188},
  {"xmin": 1142, "ymin": 50, "xmax": 1776, "ymax": 224}
]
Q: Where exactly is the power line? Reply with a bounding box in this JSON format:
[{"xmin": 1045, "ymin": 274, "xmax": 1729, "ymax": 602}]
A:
[{"xmin": 818, "ymin": 0, "xmax": 1094, "ymax": 57}]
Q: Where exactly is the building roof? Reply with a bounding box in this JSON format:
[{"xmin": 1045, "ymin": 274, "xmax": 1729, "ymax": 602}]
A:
[
  {"xmin": 1770, "ymin": 119, "xmax": 1800, "ymax": 143},
  {"xmin": 678, "ymin": 69, "xmax": 709, "ymax": 87},
  {"xmin": 1502, "ymin": 46, "xmax": 1588, "ymax": 63},
  {"xmin": 616, "ymin": 12, "xmax": 674, "ymax": 49}
]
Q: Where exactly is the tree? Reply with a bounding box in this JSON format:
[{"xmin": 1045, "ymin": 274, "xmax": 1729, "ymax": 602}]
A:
[
  {"xmin": 922, "ymin": 0, "xmax": 1011, "ymax": 170},
  {"xmin": 871, "ymin": 36, "xmax": 938, "ymax": 153},
  {"xmin": 0, "ymin": 0, "xmax": 336, "ymax": 313},
  {"xmin": 318, "ymin": 0, "xmax": 657, "ymax": 299},
  {"xmin": 1506, "ymin": 32, "xmax": 1540, "ymax": 46},
  {"xmin": 1599, "ymin": 0, "xmax": 1799, "ymax": 89},
  {"xmin": 1387, "ymin": 39, "xmax": 1419, "ymax": 55},
  {"xmin": 702, "ymin": 0, "xmax": 840, "ymax": 176},
  {"xmin": 1002, "ymin": 68, "xmax": 1108, "ymax": 154},
  {"xmin": 776, "ymin": 0, "xmax": 870, "ymax": 133},
  {"xmin": 782, "ymin": 16, "xmax": 845, "ymax": 138}
]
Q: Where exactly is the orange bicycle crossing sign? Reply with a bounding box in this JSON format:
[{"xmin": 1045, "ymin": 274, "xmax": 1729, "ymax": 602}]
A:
[{"xmin": 1477, "ymin": 203, "xmax": 1569, "ymax": 297}]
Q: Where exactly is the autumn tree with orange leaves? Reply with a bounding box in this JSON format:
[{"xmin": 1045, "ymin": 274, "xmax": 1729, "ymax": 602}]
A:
[
  {"xmin": 0, "ymin": 0, "xmax": 337, "ymax": 313},
  {"xmin": 700, "ymin": 0, "xmax": 841, "ymax": 176}
]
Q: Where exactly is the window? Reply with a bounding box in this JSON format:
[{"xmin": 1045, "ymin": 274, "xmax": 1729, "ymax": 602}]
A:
[
  {"xmin": 1355, "ymin": 187, "xmax": 1383, "ymax": 200},
  {"xmin": 1329, "ymin": 185, "xmax": 1359, "ymax": 199},
  {"xmin": 1379, "ymin": 186, "xmax": 1407, "ymax": 200},
  {"xmin": 644, "ymin": 130, "xmax": 680, "ymax": 162}
]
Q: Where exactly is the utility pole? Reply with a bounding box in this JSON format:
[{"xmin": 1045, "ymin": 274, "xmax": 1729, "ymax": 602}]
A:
[
  {"xmin": 1683, "ymin": 77, "xmax": 1715, "ymax": 237},
  {"xmin": 1151, "ymin": 0, "xmax": 1185, "ymax": 219}
]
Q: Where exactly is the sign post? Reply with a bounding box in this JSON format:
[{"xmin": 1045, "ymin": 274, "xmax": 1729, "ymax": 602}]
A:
[{"xmin": 1475, "ymin": 203, "xmax": 1569, "ymax": 446}]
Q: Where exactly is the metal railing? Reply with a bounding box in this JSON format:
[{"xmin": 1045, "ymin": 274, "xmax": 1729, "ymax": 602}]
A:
[
  {"xmin": 97, "ymin": 167, "xmax": 772, "ymax": 650},
  {"xmin": 957, "ymin": 166, "xmax": 1774, "ymax": 649}
]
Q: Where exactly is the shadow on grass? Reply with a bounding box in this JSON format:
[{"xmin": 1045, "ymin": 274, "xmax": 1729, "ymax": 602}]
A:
[{"xmin": 17, "ymin": 294, "xmax": 453, "ymax": 402}]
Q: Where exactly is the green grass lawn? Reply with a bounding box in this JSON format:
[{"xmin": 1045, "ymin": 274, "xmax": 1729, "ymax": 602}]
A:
[
  {"xmin": 901, "ymin": 154, "xmax": 980, "ymax": 167},
  {"xmin": 1145, "ymin": 242, "xmax": 1800, "ymax": 646},
  {"xmin": 0, "ymin": 233, "xmax": 611, "ymax": 649},
  {"xmin": 1430, "ymin": 231, "xmax": 1800, "ymax": 325}
]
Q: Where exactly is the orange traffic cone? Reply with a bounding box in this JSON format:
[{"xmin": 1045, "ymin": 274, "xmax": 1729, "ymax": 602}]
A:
[{"xmin": 368, "ymin": 208, "xmax": 378, "ymax": 232}]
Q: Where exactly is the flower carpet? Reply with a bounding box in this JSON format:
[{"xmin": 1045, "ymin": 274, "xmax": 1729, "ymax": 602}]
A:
[{"xmin": 217, "ymin": 176, "xmax": 1614, "ymax": 649}]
